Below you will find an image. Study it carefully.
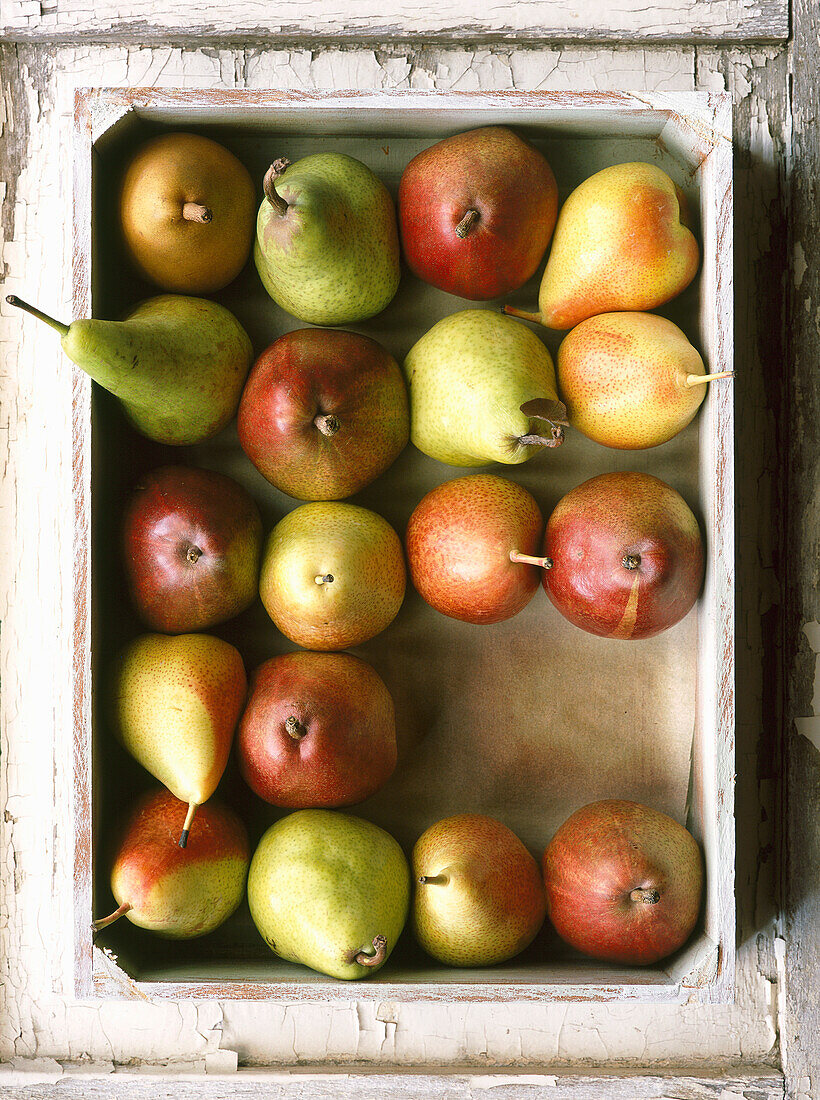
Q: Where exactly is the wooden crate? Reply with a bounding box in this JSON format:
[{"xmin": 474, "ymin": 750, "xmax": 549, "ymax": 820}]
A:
[{"xmin": 72, "ymin": 89, "xmax": 734, "ymax": 1004}]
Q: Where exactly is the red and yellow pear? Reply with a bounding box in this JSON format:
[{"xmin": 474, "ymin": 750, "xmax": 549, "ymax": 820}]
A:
[
  {"xmin": 504, "ymin": 162, "xmax": 699, "ymax": 330},
  {"xmin": 543, "ymin": 471, "xmax": 704, "ymax": 640},
  {"xmin": 556, "ymin": 312, "xmax": 733, "ymax": 449},
  {"xmin": 93, "ymin": 789, "xmax": 250, "ymax": 939},
  {"xmin": 413, "ymin": 814, "xmax": 546, "ymax": 967},
  {"xmin": 113, "ymin": 633, "xmax": 247, "ymax": 846}
]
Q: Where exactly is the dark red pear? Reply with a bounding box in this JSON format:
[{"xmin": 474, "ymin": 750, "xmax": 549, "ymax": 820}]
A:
[
  {"xmin": 122, "ymin": 465, "xmax": 262, "ymax": 634},
  {"xmin": 237, "ymin": 328, "xmax": 409, "ymax": 501},
  {"xmin": 406, "ymin": 474, "xmax": 546, "ymax": 625},
  {"xmin": 398, "ymin": 126, "xmax": 558, "ymax": 301},
  {"xmin": 543, "ymin": 799, "xmax": 703, "ymax": 965},
  {"xmin": 237, "ymin": 651, "xmax": 397, "ymax": 808},
  {"xmin": 543, "ymin": 471, "xmax": 704, "ymax": 640}
]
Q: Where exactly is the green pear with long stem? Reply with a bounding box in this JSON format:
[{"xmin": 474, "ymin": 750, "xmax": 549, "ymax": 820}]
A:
[{"xmin": 6, "ymin": 293, "xmax": 253, "ymax": 445}]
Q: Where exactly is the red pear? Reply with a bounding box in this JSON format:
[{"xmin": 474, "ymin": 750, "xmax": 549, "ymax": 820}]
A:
[
  {"xmin": 543, "ymin": 799, "xmax": 703, "ymax": 965},
  {"xmin": 543, "ymin": 471, "xmax": 704, "ymax": 639},
  {"xmin": 237, "ymin": 651, "xmax": 397, "ymax": 808},
  {"xmin": 93, "ymin": 789, "xmax": 250, "ymax": 939},
  {"xmin": 122, "ymin": 465, "xmax": 262, "ymax": 634},
  {"xmin": 398, "ymin": 127, "xmax": 558, "ymax": 301},
  {"xmin": 406, "ymin": 474, "xmax": 546, "ymax": 625},
  {"xmin": 237, "ymin": 328, "xmax": 409, "ymax": 501}
]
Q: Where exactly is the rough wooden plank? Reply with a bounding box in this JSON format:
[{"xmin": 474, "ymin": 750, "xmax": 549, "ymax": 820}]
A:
[
  {"xmin": 782, "ymin": 0, "xmax": 820, "ymax": 1092},
  {"xmin": 0, "ymin": 0, "xmax": 789, "ymax": 44},
  {"xmin": 0, "ymin": 1068, "xmax": 788, "ymax": 1099}
]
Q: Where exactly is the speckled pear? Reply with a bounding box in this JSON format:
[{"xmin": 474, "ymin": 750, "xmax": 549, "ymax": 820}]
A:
[
  {"xmin": 259, "ymin": 501, "xmax": 406, "ymax": 650},
  {"xmin": 504, "ymin": 162, "xmax": 699, "ymax": 331},
  {"xmin": 248, "ymin": 809, "xmax": 411, "ymax": 980},
  {"xmin": 403, "ymin": 309, "xmax": 567, "ymax": 467},
  {"xmin": 413, "ymin": 814, "xmax": 547, "ymax": 967},
  {"xmin": 6, "ymin": 294, "xmax": 253, "ymax": 445},
  {"xmin": 113, "ymin": 633, "xmax": 247, "ymax": 846},
  {"xmin": 254, "ymin": 154, "xmax": 400, "ymax": 325},
  {"xmin": 92, "ymin": 789, "xmax": 250, "ymax": 939}
]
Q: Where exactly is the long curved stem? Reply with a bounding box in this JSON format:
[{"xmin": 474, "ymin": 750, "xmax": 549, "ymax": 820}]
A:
[
  {"xmin": 355, "ymin": 934, "xmax": 387, "ymax": 968},
  {"xmin": 179, "ymin": 801, "xmax": 197, "ymax": 848},
  {"xmin": 92, "ymin": 902, "xmax": 132, "ymax": 931},
  {"xmin": 6, "ymin": 294, "xmax": 69, "ymax": 336}
]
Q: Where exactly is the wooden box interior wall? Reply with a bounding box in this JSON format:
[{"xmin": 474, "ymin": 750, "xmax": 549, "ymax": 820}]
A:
[{"xmin": 74, "ymin": 91, "xmax": 734, "ymax": 1003}]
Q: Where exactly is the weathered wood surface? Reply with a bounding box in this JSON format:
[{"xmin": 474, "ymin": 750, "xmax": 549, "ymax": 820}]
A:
[
  {"xmin": 0, "ymin": 1068, "xmax": 789, "ymax": 1099},
  {"xmin": 0, "ymin": 30, "xmax": 797, "ymax": 1094},
  {"xmin": 0, "ymin": 0, "xmax": 789, "ymax": 44}
]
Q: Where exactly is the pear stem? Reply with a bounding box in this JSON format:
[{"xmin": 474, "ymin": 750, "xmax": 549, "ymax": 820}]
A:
[
  {"xmin": 314, "ymin": 413, "xmax": 341, "ymax": 437},
  {"xmin": 92, "ymin": 901, "xmax": 132, "ymax": 931},
  {"xmin": 182, "ymin": 202, "xmax": 212, "ymax": 223},
  {"xmin": 455, "ymin": 208, "xmax": 480, "ymax": 238},
  {"xmin": 6, "ymin": 294, "xmax": 70, "ymax": 336},
  {"xmin": 685, "ymin": 370, "xmax": 736, "ymax": 387},
  {"xmin": 630, "ymin": 887, "xmax": 661, "ymax": 904},
  {"xmin": 314, "ymin": 574, "xmax": 334, "ymax": 585},
  {"xmin": 263, "ymin": 159, "xmax": 291, "ymax": 217},
  {"xmin": 285, "ymin": 715, "xmax": 307, "ymax": 740},
  {"xmin": 418, "ymin": 873, "xmax": 449, "ymax": 886},
  {"xmin": 518, "ymin": 429, "xmax": 564, "ymax": 449},
  {"xmin": 501, "ymin": 304, "xmax": 544, "ymax": 326},
  {"xmin": 622, "ymin": 553, "xmax": 641, "ymax": 570},
  {"xmin": 510, "ymin": 551, "xmax": 553, "ymax": 570},
  {"xmin": 355, "ymin": 935, "xmax": 387, "ymax": 968},
  {"xmin": 179, "ymin": 802, "xmax": 197, "ymax": 848}
]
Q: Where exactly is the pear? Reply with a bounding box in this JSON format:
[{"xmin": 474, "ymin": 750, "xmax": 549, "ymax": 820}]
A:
[
  {"xmin": 6, "ymin": 293, "xmax": 252, "ymax": 445},
  {"xmin": 556, "ymin": 312, "xmax": 734, "ymax": 449},
  {"xmin": 119, "ymin": 131, "xmax": 256, "ymax": 294},
  {"xmin": 259, "ymin": 501, "xmax": 406, "ymax": 650},
  {"xmin": 413, "ymin": 814, "xmax": 546, "ymax": 967},
  {"xmin": 113, "ymin": 633, "xmax": 247, "ymax": 846},
  {"xmin": 403, "ymin": 309, "xmax": 567, "ymax": 467},
  {"xmin": 92, "ymin": 789, "xmax": 249, "ymax": 939},
  {"xmin": 254, "ymin": 154, "xmax": 400, "ymax": 325},
  {"xmin": 247, "ymin": 809, "xmax": 411, "ymax": 980},
  {"xmin": 504, "ymin": 162, "xmax": 699, "ymax": 330}
]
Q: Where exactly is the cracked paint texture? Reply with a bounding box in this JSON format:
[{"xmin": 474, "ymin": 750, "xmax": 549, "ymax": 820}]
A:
[{"xmin": 0, "ymin": 41, "xmax": 785, "ymax": 1074}]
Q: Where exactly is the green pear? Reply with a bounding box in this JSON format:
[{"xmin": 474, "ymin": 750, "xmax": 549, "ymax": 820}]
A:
[
  {"xmin": 254, "ymin": 154, "xmax": 400, "ymax": 325},
  {"xmin": 248, "ymin": 809, "xmax": 411, "ymax": 980},
  {"xmin": 403, "ymin": 309, "xmax": 567, "ymax": 467},
  {"xmin": 113, "ymin": 633, "xmax": 247, "ymax": 847},
  {"xmin": 6, "ymin": 293, "xmax": 253, "ymax": 445}
]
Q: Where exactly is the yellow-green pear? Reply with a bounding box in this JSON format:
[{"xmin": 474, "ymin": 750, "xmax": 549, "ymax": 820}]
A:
[
  {"xmin": 248, "ymin": 809, "xmax": 411, "ymax": 980},
  {"xmin": 113, "ymin": 633, "xmax": 247, "ymax": 847},
  {"xmin": 504, "ymin": 162, "xmax": 699, "ymax": 330},
  {"xmin": 403, "ymin": 309, "xmax": 567, "ymax": 467},
  {"xmin": 6, "ymin": 293, "xmax": 252, "ymax": 445},
  {"xmin": 259, "ymin": 501, "xmax": 406, "ymax": 650},
  {"xmin": 254, "ymin": 154, "xmax": 400, "ymax": 325}
]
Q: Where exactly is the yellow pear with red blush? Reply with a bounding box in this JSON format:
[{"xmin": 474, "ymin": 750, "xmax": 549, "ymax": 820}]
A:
[{"xmin": 504, "ymin": 162, "xmax": 699, "ymax": 330}]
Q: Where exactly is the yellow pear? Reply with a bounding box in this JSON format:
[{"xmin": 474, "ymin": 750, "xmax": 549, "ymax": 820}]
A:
[
  {"xmin": 557, "ymin": 312, "xmax": 734, "ymax": 449},
  {"xmin": 113, "ymin": 634, "xmax": 247, "ymax": 846},
  {"xmin": 259, "ymin": 502, "xmax": 406, "ymax": 650},
  {"xmin": 504, "ymin": 162, "xmax": 699, "ymax": 330}
]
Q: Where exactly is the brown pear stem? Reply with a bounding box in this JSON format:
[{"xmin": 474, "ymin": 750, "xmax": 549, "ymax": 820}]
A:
[
  {"xmin": 355, "ymin": 934, "xmax": 387, "ymax": 968},
  {"xmin": 263, "ymin": 159, "xmax": 291, "ymax": 216},
  {"xmin": 92, "ymin": 902, "xmax": 132, "ymax": 931},
  {"xmin": 685, "ymin": 370, "xmax": 736, "ymax": 387},
  {"xmin": 314, "ymin": 413, "xmax": 341, "ymax": 437},
  {"xmin": 285, "ymin": 716, "xmax": 307, "ymax": 740},
  {"xmin": 179, "ymin": 802, "xmax": 197, "ymax": 849},
  {"xmin": 182, "ymin": 202, "xmax": 212, "ymax": 223},
  {"xmin": 455, "ymin": 208, "xmax": 480, "ymax": 238},
  {"xmin": 622, "ymin": 553, "xmax": 641, "ymax": 570},
  {"xmin": 314, "ymin": 573, "xmax": 334, "ymax": 585},
  {"xmin": 501, "ymin": 304, "xmax": 544, "ymax": 326},
  {"xmin": 630, "ymin": 888, "xmax": 661, "ymax": 904},
  {"xmin": 510, "ymin": 551, "xmax": 553, "ymax": 570},
  {"xmin": 418, "ymin": 873, "xmax": 450, "ymax": 886},
  {"xmin": 6, "ymin": 294, "xmax": 70, "ymax": 336},
  {"xmin": 518, "ymin": 430, "xmax": 564, "ymax": 449}
]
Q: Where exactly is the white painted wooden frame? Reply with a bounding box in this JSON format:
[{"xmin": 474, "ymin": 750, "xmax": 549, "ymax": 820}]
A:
[{"xmin": 72, "ymin": 88, "xmax": 734, "ymax": 1005}]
